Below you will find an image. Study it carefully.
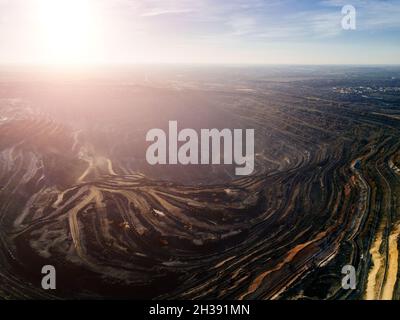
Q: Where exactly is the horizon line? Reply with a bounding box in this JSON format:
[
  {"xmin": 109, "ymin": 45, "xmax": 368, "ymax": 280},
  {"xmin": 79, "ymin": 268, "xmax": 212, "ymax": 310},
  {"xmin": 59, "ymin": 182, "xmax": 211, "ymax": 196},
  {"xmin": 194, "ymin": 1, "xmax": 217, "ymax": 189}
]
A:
[{"xmin": 0, "ymin": 62, "xmax": 399, "ymax": 68}]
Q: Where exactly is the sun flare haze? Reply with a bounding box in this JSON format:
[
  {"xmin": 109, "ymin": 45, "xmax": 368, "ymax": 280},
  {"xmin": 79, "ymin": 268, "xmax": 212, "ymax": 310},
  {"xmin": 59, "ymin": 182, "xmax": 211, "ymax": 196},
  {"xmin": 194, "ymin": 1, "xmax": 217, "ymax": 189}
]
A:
[
  {"xmin": 0, "ymin": 0, "xmax": 399, "ymax": 65},
  {"xmin": 36, "ymin": 0, "xmax": 99, "ymax": 65}
]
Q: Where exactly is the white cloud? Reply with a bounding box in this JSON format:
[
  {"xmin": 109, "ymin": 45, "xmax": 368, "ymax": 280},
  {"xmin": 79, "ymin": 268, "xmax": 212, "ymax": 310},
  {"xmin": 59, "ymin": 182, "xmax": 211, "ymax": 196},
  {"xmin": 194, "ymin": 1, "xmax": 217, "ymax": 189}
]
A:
[{"xmin": 141, "ymin": 8, "xmax": 194, "ymax": 17}]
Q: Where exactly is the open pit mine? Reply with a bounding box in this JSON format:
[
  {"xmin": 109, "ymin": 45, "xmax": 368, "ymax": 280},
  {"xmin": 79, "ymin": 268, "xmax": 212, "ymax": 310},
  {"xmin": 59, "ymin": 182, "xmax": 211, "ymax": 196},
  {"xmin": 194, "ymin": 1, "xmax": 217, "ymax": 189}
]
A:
[{"xmin": 0, "ymin": 66, "xmax": 400, "ymax": 300}]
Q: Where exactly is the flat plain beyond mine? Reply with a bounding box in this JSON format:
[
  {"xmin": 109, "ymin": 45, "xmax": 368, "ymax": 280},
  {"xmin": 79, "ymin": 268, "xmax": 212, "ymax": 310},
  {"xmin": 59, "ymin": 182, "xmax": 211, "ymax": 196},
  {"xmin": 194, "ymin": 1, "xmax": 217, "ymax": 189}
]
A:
[{"xmin": 1, "ymin": 65, "xmax": 400, "ymax": 300}]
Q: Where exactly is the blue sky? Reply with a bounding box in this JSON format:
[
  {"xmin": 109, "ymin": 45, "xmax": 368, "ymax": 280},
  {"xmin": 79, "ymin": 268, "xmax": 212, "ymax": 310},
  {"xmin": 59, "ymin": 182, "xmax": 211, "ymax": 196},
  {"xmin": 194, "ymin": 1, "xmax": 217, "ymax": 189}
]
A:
[{"xmin": 0, "ymin": 0, "xmax": 399, "ymax": 64}]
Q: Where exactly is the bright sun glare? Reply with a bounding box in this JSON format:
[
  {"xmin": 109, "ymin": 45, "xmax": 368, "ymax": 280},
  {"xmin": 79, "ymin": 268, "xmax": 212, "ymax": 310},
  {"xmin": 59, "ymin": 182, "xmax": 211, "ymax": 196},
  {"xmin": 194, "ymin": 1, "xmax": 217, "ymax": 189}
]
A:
[{"xmin": 37, "ymin": 0, "xmax": 97, "ymax": 65}]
